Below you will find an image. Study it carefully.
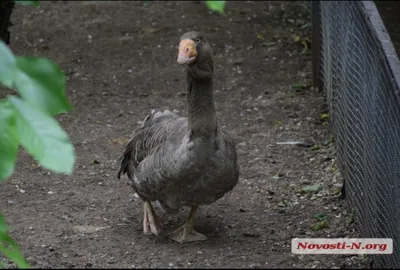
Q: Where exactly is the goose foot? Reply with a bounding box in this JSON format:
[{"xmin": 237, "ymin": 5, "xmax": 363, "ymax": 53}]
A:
[
  {"xmin": 167, "ymin": 205, "xmax": 207, "ymax": 244},
  {"xmin": 143, "ymin": 201, "xmax": 163, "ymax": 237},
  {"xmin": 167, "ymin": 224, "xmax": 207, "ymax": 243}
]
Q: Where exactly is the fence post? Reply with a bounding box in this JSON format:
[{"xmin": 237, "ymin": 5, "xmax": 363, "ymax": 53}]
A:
[
  {"xmin": 0, "ymin": 0, "xmax": 15, "ymax": 45},
  {"xmin": 311, "ymin": 1, "xmax": 322, "ymax": 91}
]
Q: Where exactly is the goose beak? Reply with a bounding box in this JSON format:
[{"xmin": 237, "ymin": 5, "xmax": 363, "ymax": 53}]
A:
[{"xmin": 177, "ymin": 39, "xmax": 197, "ymax": 65}]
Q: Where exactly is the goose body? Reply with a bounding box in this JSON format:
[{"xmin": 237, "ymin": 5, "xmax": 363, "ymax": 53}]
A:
[
  {"xmin": 118, "ymin": 31, "xmax": 239, "ymax": 243},
  {"xmin": 119, "ymin": 108, "xmax": 239, "ymax": 212}
]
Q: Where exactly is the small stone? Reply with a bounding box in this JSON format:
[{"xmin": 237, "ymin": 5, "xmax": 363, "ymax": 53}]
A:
[
  {"xmin": 301, "ymin": 179, "xmax": 311, "ymax": 185},
  {"xmin": 234, "ymin": 57, "xmax": 244, "ymax": 65}
]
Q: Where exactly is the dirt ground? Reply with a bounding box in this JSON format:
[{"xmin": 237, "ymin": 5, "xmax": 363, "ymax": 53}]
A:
[{"xmin": 0, "ymin": 1, "xmax": 370, "ymax": 268}]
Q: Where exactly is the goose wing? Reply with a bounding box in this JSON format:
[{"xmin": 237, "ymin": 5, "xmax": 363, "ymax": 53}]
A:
[{"xmin": 117, "ymin": 109, "xmax": 181, "ymax": 182}]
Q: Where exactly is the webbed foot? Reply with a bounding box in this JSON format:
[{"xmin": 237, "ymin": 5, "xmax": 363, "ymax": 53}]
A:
[{"xmin": 166, "ymin": 205, "xmax": 207, "ymax": 243}]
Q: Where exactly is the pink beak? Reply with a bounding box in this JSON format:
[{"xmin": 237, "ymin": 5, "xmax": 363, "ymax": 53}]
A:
[{"xmin": 177, "ymin": 39, "xmax": 197, "ymax": 65}]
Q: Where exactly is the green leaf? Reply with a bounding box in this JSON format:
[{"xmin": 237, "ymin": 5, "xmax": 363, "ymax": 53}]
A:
[
  {"xmin": 320, "ymin": 113, "xmax": 329, "ymax": 120},
  {"xmin": 301, "ymin": 184, "xmax": 321, "ymax": 193},
  {"xmin": 313, "ymin": 220, "xmax": 329, "ymax": 231},
  {"xmin": 310, "ymin": 145, "xmax": 321, "ymax": 151},
  {"xmin": 8, "ymin": 96, "xmax": 75, "ymax": 175},
  {"xmin": 291, "ymin": 83, "xmax": 306, "ymax": 89},
  {"xmin": 346, "ymin": 211, "xmax": 355, "ymax": 225},
  {"xmin": 0, "ymin": 101, "xmax": 19, "ymax": 181},
  {"xmin": 0, "ymin": 245, "xmax": 30, "ymax": 269},
  {"xmin": 14, "ymin": 0, "xmax": 39, "ymax": 7},
  {"xmin": 0, "ymin": 216, "xmax": 8, "ymax": 235},
  {"xmin": 0, "ymin": 42, "xmax": 17, "ymax": 88},
  {"xmin": 205, "ymin": 1, "xmax": 225, "ymax": 14},
  {"xmin": 312, "ymin": 213, "xmax": 328, "ymax": 221},
  {"xmin": 0, "ymin": 215, "xmax": 30, "ymax": 269},
  {"xmin": 14, "ymin": 57, "xmax": 71, "ymax": 116}
]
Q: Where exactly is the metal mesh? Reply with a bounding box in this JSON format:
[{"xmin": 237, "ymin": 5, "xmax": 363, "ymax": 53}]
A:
[{"xmin": 312, "ymin": 1, "xmax": 400, "ymax": 268}]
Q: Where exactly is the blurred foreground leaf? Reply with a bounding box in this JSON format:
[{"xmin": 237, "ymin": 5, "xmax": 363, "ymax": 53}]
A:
[
  {"xmin": 0, "ymin": 101, "xmax": 18, "ymax": 181},
  {"xmin": 14, "ymin": 57, "xmax": 71, "ymax": 116},
  {"xmin": 0, "ymin": 0, "xmax": 74, "ymax": 266},
  {"xmin": 0, "ymin": 215, "xmax": 30, "ymax": 268},
  {"xmin": 8, "ymin": 96, "xmax": 75, "ymax": 175},
  {"xmin": 0, "ymin": 42, "xmax": 17, "ymax": 88},
  {"xmin": 13, "ymin": 0, "xmax": 39, "ymax": 7},
  {"xmin": 205, "ymin": 1, "xmax": 225, "ymax": 13}
]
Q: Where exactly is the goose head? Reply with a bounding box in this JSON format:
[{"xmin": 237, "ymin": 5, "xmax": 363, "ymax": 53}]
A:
[{"xmin": 177, "ymin": 31, "xmax": 214, "ymax": 78}]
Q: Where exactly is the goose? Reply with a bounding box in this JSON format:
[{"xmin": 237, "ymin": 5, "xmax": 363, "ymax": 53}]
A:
[{"xmin": 117, "ymin": 31, "xmax": 240, "ymax": 243}]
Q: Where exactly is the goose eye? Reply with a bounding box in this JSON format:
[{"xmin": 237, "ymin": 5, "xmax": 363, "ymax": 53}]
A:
[{"xmin": 195, "ymin": 38, "xmax": 201, "ymax": 43}]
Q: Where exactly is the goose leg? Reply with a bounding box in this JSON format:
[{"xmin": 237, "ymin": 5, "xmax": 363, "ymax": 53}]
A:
[
  {"xmin": 143, "ymin": 201, "xmax": 163, "ymax": 236},
  {"xmin": 167, "ymin": 205, "xmax": 207, "ymax": 243}
]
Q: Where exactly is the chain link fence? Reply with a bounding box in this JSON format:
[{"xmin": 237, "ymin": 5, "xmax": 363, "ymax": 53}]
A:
[{"xmin": 311, "ymin": 1, "xmax": 400, "ymax": 268}]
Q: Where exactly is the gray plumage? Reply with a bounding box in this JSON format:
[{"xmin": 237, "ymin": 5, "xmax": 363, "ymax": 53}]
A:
[{"xmin": 118, "ymin": 31, "xmax": 239, "ymax": 216}]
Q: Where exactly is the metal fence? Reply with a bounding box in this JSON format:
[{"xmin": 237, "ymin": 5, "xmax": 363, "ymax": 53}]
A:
[{"xmin": 311, "ymin": 1, "xmax": 400, "ymax": 268}]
